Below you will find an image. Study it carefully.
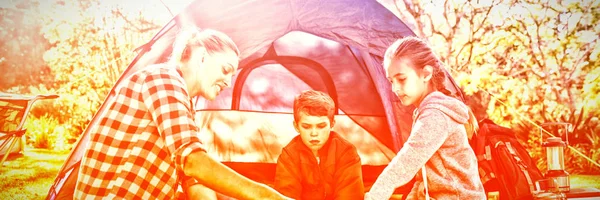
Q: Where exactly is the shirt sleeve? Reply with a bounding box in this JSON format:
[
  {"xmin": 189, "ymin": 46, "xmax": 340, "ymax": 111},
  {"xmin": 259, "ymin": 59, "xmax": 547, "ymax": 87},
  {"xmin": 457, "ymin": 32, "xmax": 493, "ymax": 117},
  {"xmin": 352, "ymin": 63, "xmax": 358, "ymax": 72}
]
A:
[
  {"xmin": 274, "ymin": 148, "xmax": 302, "ymax": 199},
  {"xmin": 332, "ymin": 145, "xmax": 364, "ymax": 200},
  {"xmin": 367, "ymin": 109, "xmax": 450, "ymax": 199},
  {"xmin": 140, "ymin": 69, "xmax": 206, "ymax": 172}
]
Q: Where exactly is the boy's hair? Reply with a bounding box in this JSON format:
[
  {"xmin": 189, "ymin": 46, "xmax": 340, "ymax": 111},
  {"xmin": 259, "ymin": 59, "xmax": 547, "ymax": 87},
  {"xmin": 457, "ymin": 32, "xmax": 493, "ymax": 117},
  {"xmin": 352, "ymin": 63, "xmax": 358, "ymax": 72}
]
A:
[
  {"xmin": 293, "ymin": 90, "xmax": 336, "ymax": 123},
  {"xmin": 170, "ymin": 26, "xmax": 240, "ymax": 66},
  {"xmin": 384, "ymin": 36, "xmax": 479, "ymax": 139}
]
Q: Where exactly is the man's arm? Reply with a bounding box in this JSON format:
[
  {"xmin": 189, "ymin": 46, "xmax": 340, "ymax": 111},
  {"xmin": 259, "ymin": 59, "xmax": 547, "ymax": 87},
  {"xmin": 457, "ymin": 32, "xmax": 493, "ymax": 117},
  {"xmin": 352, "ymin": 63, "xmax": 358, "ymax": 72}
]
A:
[
  {"xmin": 140, "ymin": 70, "xmax": 289, "ymax": 200},
  {"xmin": 332, "ymin": 146, "xmax": 364, "ymax": 199},
  {"xmin": 185, "ymin": 183, "xmax": 218, "ymax": 200},
  {"xmin": 184, "ymin": 151, "xmax": 289, "ymax": 200},
  {"xmin": 273, "ymin": 149, "xmax": 302, "ymax": 199}
]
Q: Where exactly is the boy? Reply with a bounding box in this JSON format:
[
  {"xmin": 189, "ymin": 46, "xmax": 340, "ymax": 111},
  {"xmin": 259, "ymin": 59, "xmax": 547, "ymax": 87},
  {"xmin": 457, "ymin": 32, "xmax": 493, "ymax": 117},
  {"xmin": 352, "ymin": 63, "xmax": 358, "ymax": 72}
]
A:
[{"xmin": 274, "ymin": 90, "xmax": 364, "ymax": 199}]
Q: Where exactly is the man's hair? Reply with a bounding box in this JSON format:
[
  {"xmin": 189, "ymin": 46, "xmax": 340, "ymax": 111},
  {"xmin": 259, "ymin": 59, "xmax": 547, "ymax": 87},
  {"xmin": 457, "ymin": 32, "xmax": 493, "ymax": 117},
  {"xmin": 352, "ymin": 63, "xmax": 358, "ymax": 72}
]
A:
[{"xmin": 293, "ymin": 90, "xmax": 336, "ymax": 123}]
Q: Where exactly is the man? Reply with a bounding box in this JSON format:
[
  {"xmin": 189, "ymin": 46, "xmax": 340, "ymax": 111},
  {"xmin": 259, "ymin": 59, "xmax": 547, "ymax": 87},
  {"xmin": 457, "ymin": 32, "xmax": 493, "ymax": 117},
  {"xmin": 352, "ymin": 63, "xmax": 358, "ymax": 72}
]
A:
[
  {"xmin": 74, "ymin": 27, "xmax": 289, "ymax": 200},
  {"xmin": 274, "ymin": 90, "xmax": 365, "ymax": 199}
]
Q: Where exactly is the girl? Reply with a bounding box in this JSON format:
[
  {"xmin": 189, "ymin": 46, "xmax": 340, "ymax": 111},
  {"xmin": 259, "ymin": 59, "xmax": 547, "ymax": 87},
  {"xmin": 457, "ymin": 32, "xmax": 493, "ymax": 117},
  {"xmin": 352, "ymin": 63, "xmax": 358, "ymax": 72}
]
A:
[{"xmin": 365, "ymin": 36, "xmax": 486, "ymax": 199}]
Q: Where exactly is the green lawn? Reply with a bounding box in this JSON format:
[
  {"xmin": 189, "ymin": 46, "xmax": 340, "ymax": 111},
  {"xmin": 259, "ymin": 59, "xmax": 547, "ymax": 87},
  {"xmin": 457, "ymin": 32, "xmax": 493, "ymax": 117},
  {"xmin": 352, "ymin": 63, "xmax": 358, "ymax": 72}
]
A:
[
  {"xmin": 0, "ymin": 148, "xmax": 69, "ymax": 200},
  {"xmin": 571, "ymin": 174, "xmax": 600, "ymax": 189},
  {"xmin": 0, "ymin": 147, "xmax": 598, "ymax": 200}
]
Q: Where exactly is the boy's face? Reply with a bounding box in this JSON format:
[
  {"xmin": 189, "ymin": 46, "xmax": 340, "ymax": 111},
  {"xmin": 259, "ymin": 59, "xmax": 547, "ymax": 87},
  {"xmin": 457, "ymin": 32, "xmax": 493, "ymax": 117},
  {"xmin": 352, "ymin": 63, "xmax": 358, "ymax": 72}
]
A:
[{"xmin": 294, "ymin": 112, "xmax": 334, "ymax": 155}]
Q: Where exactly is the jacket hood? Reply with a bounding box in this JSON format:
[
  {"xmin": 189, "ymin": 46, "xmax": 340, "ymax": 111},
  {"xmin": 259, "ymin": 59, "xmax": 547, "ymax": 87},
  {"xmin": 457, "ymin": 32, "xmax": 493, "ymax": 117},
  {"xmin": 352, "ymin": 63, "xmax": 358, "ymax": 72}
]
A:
[{"xmin": 416, "ymin": 91, "xmax": 469, "ymax": 124}]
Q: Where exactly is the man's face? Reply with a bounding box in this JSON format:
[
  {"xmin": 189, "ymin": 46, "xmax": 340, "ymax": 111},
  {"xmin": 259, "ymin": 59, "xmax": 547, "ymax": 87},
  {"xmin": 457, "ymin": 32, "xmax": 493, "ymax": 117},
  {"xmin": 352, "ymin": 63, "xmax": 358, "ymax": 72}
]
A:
[
  {"xmin": 294, "ymin": 112, "xmax": 334, "ymax": 155},
  {"xmin": 188, "ymin": 48, "xmax": 239, "ymax": 100}
]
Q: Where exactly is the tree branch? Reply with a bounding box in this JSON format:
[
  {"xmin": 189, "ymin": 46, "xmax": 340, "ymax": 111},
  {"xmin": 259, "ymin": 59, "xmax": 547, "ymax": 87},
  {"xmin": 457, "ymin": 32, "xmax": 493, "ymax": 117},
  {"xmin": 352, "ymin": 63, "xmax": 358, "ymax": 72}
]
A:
[{"xmin": 397, "ymin": 0, "xmax": 426, "ymax": 37}]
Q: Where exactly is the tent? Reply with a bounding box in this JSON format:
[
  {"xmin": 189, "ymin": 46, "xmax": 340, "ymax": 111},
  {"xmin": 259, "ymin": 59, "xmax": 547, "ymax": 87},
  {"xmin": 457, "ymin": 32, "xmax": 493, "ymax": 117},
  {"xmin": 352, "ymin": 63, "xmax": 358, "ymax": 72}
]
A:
[{"xmin": 46, "ymin": 0, "xmax": 465, "ymax": 199}]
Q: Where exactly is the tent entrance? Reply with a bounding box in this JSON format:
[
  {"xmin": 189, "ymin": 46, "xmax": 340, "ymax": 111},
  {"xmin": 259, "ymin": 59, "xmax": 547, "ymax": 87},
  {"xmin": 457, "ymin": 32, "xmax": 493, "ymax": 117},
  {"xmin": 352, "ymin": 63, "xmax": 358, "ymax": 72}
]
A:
[{"xmin": 232, "ymin": 56, "xmax": 339, "ymax": 113}]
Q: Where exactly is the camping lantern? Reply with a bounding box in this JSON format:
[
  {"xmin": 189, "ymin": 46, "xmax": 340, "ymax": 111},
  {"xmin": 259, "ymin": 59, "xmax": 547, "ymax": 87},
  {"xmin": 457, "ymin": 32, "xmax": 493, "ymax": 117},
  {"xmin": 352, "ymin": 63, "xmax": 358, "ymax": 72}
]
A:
[{"xmin": 542, "ymin": 137, "xmax": 570, "ymax": 192}]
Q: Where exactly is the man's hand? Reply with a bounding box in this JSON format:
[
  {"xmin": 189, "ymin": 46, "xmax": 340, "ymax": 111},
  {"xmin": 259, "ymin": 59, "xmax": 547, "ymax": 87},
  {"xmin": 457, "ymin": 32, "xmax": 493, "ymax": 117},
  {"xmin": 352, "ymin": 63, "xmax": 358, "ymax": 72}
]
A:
[{"xmin": 183, "ymin": 151, "xmax": 290, "ymax": 200}]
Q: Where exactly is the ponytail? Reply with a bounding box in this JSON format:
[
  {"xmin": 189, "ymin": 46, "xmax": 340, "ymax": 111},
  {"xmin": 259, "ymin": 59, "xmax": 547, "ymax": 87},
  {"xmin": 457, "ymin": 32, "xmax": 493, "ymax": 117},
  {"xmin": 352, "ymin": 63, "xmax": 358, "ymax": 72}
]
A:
[
  {"xmin": 465, "ymin": 109, "xmax": 479, "ymax": 140},
  {"xmin": 431, "ymin": 67, "xmax": 452, "ymax": 96},
  {"xmin": 430, "ymin": 64, "xmax": 478, "ymax": 139}
]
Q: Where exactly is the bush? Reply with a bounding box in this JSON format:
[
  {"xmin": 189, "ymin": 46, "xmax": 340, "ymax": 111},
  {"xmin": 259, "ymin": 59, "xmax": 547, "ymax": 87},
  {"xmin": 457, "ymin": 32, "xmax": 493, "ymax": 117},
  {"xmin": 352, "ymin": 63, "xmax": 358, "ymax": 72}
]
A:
[
  {"xmin": 525, "ymin": 126, "xmax": 600, "ymax": 175},
  {"xmin": 2, "ymin": 0, "xmax": 159, "ymax": 150},
  {"xmin": 24, "ymin": 114, "xmax": 72, "ymax": 150}
]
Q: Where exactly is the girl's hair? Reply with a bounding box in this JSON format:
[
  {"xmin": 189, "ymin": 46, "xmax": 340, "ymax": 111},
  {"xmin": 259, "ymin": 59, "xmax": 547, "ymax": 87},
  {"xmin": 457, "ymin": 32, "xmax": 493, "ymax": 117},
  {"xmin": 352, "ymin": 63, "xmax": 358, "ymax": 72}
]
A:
[
  {"xmin": 384, "ymin": 36, "xmax": 479, "ymax": 139},
  {"xmin": 169, "ymin": 26, "xmax": 240, "ymax": 66}
]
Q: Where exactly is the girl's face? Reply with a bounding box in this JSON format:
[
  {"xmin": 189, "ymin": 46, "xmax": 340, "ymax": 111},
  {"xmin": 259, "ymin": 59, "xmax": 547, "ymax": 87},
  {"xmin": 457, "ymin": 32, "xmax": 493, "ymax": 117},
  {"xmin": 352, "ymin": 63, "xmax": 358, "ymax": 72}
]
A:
[
  {"xmin": 186, "ymin": 48, "xmax": 239, "ymax": 100},
  {"xmin": 385, "ymin": 58, "xmax": 432, "ymax": 106}
]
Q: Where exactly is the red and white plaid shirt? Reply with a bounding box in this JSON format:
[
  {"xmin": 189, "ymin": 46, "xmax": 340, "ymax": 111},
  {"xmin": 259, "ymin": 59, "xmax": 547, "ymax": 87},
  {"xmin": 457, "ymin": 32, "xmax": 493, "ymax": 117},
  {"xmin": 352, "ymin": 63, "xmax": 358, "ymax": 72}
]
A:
[{"xmin": 75, "ymin": 64, "xmax": 205, "ymax": 199}]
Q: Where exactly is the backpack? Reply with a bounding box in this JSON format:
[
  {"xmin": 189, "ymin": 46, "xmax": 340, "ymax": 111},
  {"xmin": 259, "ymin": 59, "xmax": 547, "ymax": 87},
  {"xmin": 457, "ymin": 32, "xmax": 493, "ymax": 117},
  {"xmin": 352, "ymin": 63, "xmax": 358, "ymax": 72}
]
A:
[{"xmin": 471, "ymin": 119, "xmax": 544, "ymax": 200}]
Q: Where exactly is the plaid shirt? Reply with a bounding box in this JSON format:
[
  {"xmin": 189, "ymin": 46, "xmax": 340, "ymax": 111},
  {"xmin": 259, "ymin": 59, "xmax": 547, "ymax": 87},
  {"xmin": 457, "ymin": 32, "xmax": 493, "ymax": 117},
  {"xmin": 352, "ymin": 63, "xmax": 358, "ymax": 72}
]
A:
[{"xmin": 75, "ymin": 64, "xmax": 205, "ymax": 199}]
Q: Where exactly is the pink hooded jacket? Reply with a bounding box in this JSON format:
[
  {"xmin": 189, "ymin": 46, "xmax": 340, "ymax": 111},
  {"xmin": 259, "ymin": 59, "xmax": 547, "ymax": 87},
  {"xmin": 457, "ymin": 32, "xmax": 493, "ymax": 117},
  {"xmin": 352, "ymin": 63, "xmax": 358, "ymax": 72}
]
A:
[{"xmin": 367, "ymin": 91, "xmax": 485, "ymax": 199}]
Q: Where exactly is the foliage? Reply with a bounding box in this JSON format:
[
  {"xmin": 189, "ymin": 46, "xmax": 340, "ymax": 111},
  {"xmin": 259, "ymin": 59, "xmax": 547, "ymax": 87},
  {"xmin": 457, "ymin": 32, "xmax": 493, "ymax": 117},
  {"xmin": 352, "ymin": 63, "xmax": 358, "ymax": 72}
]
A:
[
  {"xmin": 23, "ymin": 114, "xmax": 66, "ymax": 150},
  {"xmin": 0, "ymin": 0, "xmax": 160, "ymax": 150},
  {"xmin": 387, "ymin": 0, "xmax": 600, "ymax": 174},
  {"xmin": 0, "ymin": 0, "xmax": 52, "ymax": 89}
]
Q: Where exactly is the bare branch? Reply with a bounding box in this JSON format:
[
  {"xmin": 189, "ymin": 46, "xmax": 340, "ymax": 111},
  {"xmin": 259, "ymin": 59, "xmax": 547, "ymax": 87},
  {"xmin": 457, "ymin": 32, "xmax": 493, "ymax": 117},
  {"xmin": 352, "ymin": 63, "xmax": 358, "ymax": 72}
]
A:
[
  {"xmin": 471, "ymin": 0, "xmax": 501, "ymax": 37},
  {"xmin": 397, "ymin": 0, "xmax": 426, "ymax": 37},
  {"xmin": 456, "ymin": 0, "xmax": 499, "ymax": 70},
  {"xmin": 526, "ymin": 6, "xmax": 548, "ymax": 71},
  {"xmin": 509, "ymin": 68, "xmax": 530, "ymax": 77},
  {"xmin": 569, "ymin": 40, "xmax": 597, "ymax": 80},
  {"xmin": 113, "ymin": 9, "xmax": 160, "ymax": 34},
  {"xmin": 443, "ymin": 0, "xmax": 452, "ymax": 34},
  {"xmin": 512, "ymin": 20, "xmax": 545, "ymax": 74},
  {"xmin": 426, "ymin": 14, "xmax": 445, "ymax": 37}
]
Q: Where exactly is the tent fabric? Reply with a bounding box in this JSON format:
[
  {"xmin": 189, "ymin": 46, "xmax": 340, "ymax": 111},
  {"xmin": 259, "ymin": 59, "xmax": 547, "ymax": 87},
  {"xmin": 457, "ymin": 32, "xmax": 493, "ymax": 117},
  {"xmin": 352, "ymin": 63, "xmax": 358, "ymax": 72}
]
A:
[
  {"xmin": 204, "ymin": 32, "xmax": 397, "ymax": 153},
  {"xmin": 47, "ymin": 0, "xmax": 466, "ymax": 199}
]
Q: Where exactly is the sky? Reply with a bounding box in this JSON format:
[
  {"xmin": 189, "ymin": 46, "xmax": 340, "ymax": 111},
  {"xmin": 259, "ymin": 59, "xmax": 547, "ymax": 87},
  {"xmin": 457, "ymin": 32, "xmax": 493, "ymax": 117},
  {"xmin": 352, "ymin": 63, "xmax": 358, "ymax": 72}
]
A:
[{"xmin": 0, "ymin": 0, "xmax": 195, "ymax": 25}]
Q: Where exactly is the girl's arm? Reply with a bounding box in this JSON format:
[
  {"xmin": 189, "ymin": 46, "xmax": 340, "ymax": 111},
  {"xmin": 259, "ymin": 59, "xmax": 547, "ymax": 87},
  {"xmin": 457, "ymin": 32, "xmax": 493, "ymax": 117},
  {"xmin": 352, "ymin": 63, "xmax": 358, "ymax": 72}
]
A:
[{"xmin": 366, "ymin": 109, "xmax": 450, "ymax": 199}]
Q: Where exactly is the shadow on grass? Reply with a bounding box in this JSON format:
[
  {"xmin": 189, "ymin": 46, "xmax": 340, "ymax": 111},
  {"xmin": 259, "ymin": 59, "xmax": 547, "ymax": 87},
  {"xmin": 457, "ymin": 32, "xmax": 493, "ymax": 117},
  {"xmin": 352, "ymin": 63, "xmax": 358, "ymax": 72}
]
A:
[{"xmin": 0, "ymin": 148, "xmax": 69, "ymax": 200}]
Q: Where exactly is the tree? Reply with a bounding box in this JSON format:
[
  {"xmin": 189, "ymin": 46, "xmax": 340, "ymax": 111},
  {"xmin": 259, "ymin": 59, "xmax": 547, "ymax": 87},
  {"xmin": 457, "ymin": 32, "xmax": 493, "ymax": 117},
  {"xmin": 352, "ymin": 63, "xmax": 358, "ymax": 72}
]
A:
[
  {"xmin": 0, "ymin": 0, "xmax": 51, "ymax": 90},
  {"xmin": 381, "ymin": 0, "xmax": 600, "ymax": 174},
  {"xmin": 39, "ymin": 0, "xmax": 161, "ymax": 144},
  {"xmin": 1, "ymin": 0, "xmax": 162, "ymax": 149}
]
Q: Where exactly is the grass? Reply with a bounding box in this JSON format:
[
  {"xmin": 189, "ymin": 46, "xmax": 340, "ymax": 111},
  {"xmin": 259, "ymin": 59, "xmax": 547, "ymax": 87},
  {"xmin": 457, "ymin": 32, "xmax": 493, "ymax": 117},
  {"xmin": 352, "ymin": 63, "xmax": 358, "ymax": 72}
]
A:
[
  {"xmin": 0, "ymin": 146, "xmax": 598, "ymax": 200},
  {"xmin": 0, "ymin": 147, "xmax": 69, "ymax": 200},
  {"xmin": 571, "ymin": 174, "xmax": 600, "ymax": 189}
]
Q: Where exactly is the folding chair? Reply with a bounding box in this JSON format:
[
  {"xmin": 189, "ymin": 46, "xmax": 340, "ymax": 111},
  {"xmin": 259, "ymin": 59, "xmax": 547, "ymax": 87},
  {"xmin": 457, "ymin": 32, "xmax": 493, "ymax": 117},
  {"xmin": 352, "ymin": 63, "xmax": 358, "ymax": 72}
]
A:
[{"xmin": 0, "ymin": 93, "xmax": 59, "ymax": 166}]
